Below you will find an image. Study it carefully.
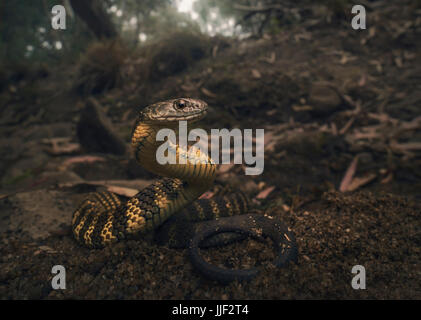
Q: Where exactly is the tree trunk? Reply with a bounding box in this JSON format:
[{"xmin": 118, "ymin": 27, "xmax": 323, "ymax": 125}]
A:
[{"xmin": 69, "ymin": 0, "xmax": 117, "ymax": 39}]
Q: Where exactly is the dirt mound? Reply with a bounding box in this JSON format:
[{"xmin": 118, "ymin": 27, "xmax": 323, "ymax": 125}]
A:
[{"xmin": 0, "ymin": 190, "xmax": 418, "ymax": 299}]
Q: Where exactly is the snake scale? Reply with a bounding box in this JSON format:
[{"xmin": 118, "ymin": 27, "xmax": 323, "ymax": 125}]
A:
[{"xmin": 72, "ymin": 98, "xmax": 297, "ymax": 282}]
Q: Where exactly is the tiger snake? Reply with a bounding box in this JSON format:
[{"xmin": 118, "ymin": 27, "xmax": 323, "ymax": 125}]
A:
[{"xmin": 72, "ymin": 98, "xmax": 297, "ymax": 283}]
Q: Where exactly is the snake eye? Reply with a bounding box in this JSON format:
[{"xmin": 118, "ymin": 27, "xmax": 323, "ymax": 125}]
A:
[{"xmin": 175, "ymin": 100, "xmax": 186, "ymax": 109}]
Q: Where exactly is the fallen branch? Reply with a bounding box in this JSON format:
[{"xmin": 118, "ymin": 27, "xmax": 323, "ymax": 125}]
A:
[
  {"xmin": 42, "ymin": 137, "xmax": 81, "ymax": 155},
  {"xmin": 60, "ymin": 155, "xmax": 106, "ymax": 170},
  {"xmin": 339, "ymin": 116, "xmax": 356, "ymax": 135}
]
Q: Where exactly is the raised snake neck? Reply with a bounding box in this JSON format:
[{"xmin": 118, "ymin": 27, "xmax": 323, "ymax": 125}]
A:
[{"xmin": 72, "ymin": 98, "xmax": 220, "ymax": 247}]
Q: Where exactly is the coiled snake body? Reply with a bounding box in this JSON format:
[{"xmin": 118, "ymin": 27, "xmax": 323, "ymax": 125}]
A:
[{"xmin": 72, "ymin": 98, "xmax": 297, "ymax": 282}]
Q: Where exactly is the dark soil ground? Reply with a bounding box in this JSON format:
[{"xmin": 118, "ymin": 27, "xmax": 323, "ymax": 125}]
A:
[{"xmin": 0, "ymin": 1, "xmax": 420, "ymax": 299}]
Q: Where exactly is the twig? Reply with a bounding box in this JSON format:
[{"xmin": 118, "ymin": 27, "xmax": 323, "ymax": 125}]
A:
[{"xmin": 339, "ymin": 116, "xmax": 356, "ymax": 135}]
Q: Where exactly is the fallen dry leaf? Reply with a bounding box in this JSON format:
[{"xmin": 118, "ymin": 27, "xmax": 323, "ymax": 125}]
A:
[
  {"xmin": 380, "ymin": 172, "xmax": 394, "ymax": 184},
  {"xmin": 199, "ymin": 191, "xmax": 215, "ymax": 199},
  {"xmin": 255, "ymin": 186, "xmax": 275, "ymax": 199},
  {"xmin": 266, "ymin": 109, "xmax": 277, "ymax": 116},
  {"xmin": 61, "ymin": 155, "xmax": 106, "ymax": 169},
  {"xmin": 43, "ymin": 137, "xmax": 81, "ymax": 155},
  {"xmin": 47, "ymin": 143, "xmax": 80, "ymax": 155},
  {"xmin": 262, "ymin": 52, "xmax": 276, "ymax": 64},
  {"xmin": 302, "ymin": 255, "xmax": 311, "ymax": 262},
  {"xmin": 339, "ymin": 156, "xmax": 359, "ymax": 192},
  {"xmin": 58, "ymin": 179, "xmax": 152, "ymax": 193},
  {"xmin": 390, "ymin": 142, "xmax": 421, "ymax": 152},
  {"xmin": 263, "ymin": 131, "xmax": 284, "ymax": 153},
  {"xmin": 358, "ymin": 74, "xmax": 367, "ymax": 87},
  {"xmin": 251, "ymin": 69, "xmax": 261, "ymax": 79},
  {"xmin": 201, "ymin": 87, "xmax": 217, "ymax": 98},
  {"xmin": 294, "ymin": 32, "xmax": 312, "ymax": 42},
  {"xmin": 106, "ymin": 185, "xmax": 138, "ymax": 197},
  {"xmin": 339, "ymin": 116, "xmax": 356, "ymax": 135},
  {"xmin": 395, "ymin": 56, "xmax": 403, "ymax": 68},
  {"xmin": 292, "ymin": 105, "xmax": 313, "ymax": 112},
  {"xmin": 346, "ymin": 173, "xmax": 377, "ymax": 192},
  {"xmin": 367, "ymin": 112, "xmax": 393, "ymax": 123}
]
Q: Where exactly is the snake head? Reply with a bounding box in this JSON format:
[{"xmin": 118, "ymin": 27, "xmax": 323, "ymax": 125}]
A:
[{"xmin": 139, "ymin": 98, "xmax": 208, "ymax": 124}]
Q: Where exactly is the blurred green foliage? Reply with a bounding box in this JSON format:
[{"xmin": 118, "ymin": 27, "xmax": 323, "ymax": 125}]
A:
[
  {"xmin": 0, "ymin": 0, "xmax": 92, "ymax": 63},
  {"xmin": 0, "ymin": 0, "xmax": 201, "ymax": 65},
  {"xmin": 193, "ymin": 0, "xmax": 354, "ymax": 36},
  {"xmin": 0, "ymin": 0, "xmax": 355, "ymax": 66}
]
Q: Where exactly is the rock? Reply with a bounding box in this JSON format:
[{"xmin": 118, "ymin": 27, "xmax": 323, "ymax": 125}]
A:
[
  {"xmin": 38, "ymin": 245, "xmax": 57, "ymax": 253},
  {"xmin": 0, "ymin": 190, "xmax": 75, "ymax": 240},
  {"xmin": 1, "ymin": 153, "xmax": 49, "ymax": 188},
  {"xmin": 76, "ymin": 98, "xmax": 127, "ymax": 155},
  {"xmin": 308, "ymin": 83, "xmax": 342, "ymax": 115},
  {"xmin": 0, "ymin": 137, "xmax": 25, "ymax": 162},
  {"xmin": 38, "ymin": 170, "xmax": 84, "ymax": 185},
  {"xmin": 0, "ymin": 137, "xmax": 26, "ymax": 182}
]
